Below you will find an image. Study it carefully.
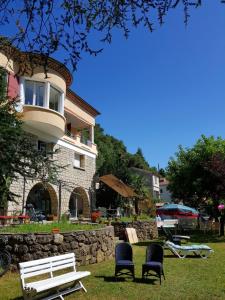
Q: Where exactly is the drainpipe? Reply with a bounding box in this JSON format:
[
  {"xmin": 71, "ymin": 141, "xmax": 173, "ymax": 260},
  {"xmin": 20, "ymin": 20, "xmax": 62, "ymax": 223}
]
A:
[
  {"xmin": 58, "ymin": 181, "xmax": 62, "ymax": 223},
  {"xmin": 22, "ymin": 176, "xmax": 26, "ymax": 214}
]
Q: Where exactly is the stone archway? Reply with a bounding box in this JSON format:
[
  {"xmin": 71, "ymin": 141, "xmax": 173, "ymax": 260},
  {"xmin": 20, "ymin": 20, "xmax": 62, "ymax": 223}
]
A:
[
  {"xmin": 69, "ymin": 187, "xmax": 90, "ymax": 218},
  {"xmin": 26, "ymin": 182, "xmax": 58, "ymax": 217}
]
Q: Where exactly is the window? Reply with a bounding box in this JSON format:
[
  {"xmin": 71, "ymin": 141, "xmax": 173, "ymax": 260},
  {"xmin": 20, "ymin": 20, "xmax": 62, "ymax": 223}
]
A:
[
  {"xmin": 38, "ymin": 140, "xmax": 47, "ymax": 155},
  {"xmin": 38, "ymin": 141, "xmax": 53, "ymax": 157},
  {"xmin": 22, "ymin": 79, "xmax": 64, "ymax": 114},
  {"xmin": 36, "ymin": 82, "xmax": 44, "ymax": 106},
  {"xmin": 49, "ymin": 86, "xmax": 61, "ymax": 112},
  {"xmin": 74, "ymin": 153, "xmax": 85, "ymax": 169},
  {"xmin": 25, "ymin": 80, "xmax": 45, "ymax": 106}
]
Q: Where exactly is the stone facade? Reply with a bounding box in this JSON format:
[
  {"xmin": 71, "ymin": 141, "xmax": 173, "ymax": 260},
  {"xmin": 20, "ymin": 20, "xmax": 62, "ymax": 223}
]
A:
[
  {"xmin": 112, "ymin": 220, "xmax": 158, "ymax": 241},
  {"xmin": 9, "ymin": 139, "xmax": 96, "ymax": 217},
  {"xmin": 0, "ymin": 226, "xmax": 115, "ymax": 270}
]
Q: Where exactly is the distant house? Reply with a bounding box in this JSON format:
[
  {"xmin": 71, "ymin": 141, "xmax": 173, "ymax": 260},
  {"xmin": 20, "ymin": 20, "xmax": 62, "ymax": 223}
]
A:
[
  {"xmin": 159, "ymin": 178, "xmax": 172, "ymax": 203},
  {"xmin": 130, "ymin": 167, "xmax": 160, "ymax": 200}
]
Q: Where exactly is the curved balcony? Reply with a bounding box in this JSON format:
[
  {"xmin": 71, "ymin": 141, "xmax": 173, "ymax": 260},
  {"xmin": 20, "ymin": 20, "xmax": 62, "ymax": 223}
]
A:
[{"xmin": 22, "ymin": 105, "xmax": 66, "ymax": 138}]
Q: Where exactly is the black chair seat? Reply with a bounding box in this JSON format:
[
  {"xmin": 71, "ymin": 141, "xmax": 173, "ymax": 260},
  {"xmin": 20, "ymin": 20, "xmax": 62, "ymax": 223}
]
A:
[
  {"xmin": 143, "ymin": 261, "xmax": 162, "ymax": 269},
  {"xmin": 117, "ymin": 260, "xmax": 134, "ymax": 266}
]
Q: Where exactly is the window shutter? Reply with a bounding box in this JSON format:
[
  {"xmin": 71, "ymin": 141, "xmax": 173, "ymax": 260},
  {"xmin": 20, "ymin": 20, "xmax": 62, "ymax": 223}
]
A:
[{"xmin": 8, "ymin": 73, "xmax": 19, "ymax": 99}]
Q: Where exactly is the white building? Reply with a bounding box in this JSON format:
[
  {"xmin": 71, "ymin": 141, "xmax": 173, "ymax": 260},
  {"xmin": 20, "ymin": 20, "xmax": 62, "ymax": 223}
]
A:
[
  {"xmin": 0, "ymin": 47, "xmax": 100, "ymax": 219},
  {"xmin": 130, "ymin": 167, "xmax": 160, "ymax": 199},
  {"xmin": 159, "ymin": 178, "xmax": 172, "ymax": 203}
]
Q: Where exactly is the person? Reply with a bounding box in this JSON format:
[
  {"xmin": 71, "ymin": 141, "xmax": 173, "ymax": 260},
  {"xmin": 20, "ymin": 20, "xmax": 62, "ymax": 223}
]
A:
[{"xmin": 116, "ymin": 207, "xmax": 121, "ymax": 218}]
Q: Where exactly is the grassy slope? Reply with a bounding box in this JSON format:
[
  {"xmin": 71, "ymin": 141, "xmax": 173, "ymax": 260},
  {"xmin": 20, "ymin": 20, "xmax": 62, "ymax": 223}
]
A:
[{"xmin": 1, "ymin": 236, "xmax": 225, "ymax": 300}]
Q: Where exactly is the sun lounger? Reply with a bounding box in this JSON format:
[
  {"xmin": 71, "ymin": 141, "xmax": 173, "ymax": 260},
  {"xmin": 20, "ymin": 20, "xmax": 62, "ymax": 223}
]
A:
[
  {"xmin": 161, "ymin": 226, "xmax": 190, "ymax": 245},
  {"xmin": 165, "ymin": 241, "xmax": 213, "ymax": 259}
]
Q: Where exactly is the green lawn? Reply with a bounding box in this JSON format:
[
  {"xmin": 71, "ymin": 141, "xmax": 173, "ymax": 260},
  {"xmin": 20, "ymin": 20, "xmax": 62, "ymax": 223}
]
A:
[
  {"xmin": 1, "ymin": 234, "xmax": 225, "ymax": 300},
  {"xmin": 0, "ymin": 222, "xmax": 103, "ymax": 234}
]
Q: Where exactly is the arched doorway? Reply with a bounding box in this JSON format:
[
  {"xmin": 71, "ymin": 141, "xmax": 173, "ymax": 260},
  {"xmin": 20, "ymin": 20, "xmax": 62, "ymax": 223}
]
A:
[
  {"xmin": 69, "ymin": 187, "xmax": 90, "ymax": 218},
  {"xmin": 26, "ymin": 182, "xmax": 58, "ymax": 217}
]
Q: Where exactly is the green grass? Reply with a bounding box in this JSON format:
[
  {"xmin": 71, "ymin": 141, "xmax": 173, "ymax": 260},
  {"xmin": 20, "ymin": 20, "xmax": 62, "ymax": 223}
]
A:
[
  {"xmin": 1, "ymin": 233, "xmax": 225, "ymax": 300},
  {"xmin": 118, "ymin": 215, "xmax": 155, "ymax": 222},
  {"xmin": 0, "ymin": 222, "xmax": 103, "ymax": 234}
]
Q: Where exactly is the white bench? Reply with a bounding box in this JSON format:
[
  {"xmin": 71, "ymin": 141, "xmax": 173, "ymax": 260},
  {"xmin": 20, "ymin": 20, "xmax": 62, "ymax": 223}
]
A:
[{"xmin": 19, "ymin": 253, "xmax": 90, "ymax": 300}]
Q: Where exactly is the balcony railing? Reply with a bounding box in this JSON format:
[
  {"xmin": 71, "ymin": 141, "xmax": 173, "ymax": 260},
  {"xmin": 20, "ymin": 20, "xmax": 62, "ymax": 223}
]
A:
[{"xmin": 65, "ymin": 130, "xmax": 90, "ymax": 147}]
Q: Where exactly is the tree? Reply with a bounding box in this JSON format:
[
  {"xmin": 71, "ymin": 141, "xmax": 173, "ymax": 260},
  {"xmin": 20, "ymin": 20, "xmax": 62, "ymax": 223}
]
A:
[
  {"xmin": 166, "ymin": 135, "xmax": 225, "ymax": 207},
  {"xmin": 94, "ymin": 123, "xmax": 157, "ymax": 209},
  {"xmin": 158, "ymin": 168, "xmax": 166, "ymax": 178},
  {"xmin": 0, "ymin": 70, "xmax": 61, "ymax": 210},
  {"xmin": 129, "ymin": 174, "xmax": 152, "ymax": 214},
  {"xmin": 95, "ymin": 124, "xmax": 130, "ymax": 181},
  {"xmin": 127, "ymin": 148, "xmax": 150, "ymax": 170},
  {"xmin": 0, "ymin": 1, "xmax": 222, "ymax": 71}
]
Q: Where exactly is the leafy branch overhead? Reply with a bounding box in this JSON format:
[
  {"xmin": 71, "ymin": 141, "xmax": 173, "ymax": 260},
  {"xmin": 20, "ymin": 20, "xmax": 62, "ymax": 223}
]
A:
[{"xmin": 0, "ymin": 0, "xmax": 222, "ymax": 70}]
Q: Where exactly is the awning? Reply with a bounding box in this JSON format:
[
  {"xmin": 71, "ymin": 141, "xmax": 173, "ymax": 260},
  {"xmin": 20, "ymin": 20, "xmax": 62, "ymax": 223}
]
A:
[{"xmin": 99, "ymin": 174, "xmax": 138, "ymax": 198}]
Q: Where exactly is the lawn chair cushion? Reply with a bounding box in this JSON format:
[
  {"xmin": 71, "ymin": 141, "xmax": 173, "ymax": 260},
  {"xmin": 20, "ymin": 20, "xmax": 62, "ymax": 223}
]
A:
[{"xmin": 166, "ymin": 241, "xmax": 212, "ymax": 251}]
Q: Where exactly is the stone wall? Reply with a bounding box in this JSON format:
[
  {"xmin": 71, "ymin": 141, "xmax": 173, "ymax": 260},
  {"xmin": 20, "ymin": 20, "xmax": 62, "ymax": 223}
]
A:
[
  {"xmin": 0, "ymin": 226, "xmax": 114, "ymax": 270},
  {"xmin": 112, "ymin": 220, "xmax": 158, "ymax": 241}
]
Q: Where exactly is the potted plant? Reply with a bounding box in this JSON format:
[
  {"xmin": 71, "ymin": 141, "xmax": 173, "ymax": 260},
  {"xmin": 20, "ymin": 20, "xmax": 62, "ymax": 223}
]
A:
[
  {"xmin": 91, "ymin": 210, "xmax": 101, "ymax": 223},
  {"xmin": 52, "ymin": 228, "xmax": 60, "ymax": 234}
]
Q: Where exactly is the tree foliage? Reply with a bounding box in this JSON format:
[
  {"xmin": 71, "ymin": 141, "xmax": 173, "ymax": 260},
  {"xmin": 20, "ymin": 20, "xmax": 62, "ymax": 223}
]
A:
[
  {"xmin": 94, "ymin": 123, "xmax": 156, "ymax": 208},
  {"xmin": 0, "ymin": 72, "xmax": 61, "ymax": 208},
  {"xmin": 127, "ymin": 148, "xmax": 150, "ymax": 170},
  {"xmin": 0, "ymin": 0, "xmax": 222, "ymax": 70},
  {"xmin": 166, "ymin": 135, "xmax": 225, "ymax": 207},
  {"xmin": 95, "ymin": 123, "xmax": 153, "ymax": 180}
]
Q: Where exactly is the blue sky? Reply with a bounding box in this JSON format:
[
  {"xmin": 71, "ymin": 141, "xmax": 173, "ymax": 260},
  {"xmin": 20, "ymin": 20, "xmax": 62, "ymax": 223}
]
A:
[
  {"xmin": 70, "ymin": 1, "xmax": 225, "ymax": 169},
  {"xmin": 3, "ymin": 1, "xmax": 225, "ymax": 169}
]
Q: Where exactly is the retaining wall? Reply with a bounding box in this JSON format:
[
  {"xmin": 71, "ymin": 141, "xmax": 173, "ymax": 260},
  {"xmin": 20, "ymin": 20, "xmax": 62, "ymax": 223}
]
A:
[
  {"xmin": 0, "ymin": 226, "xmax": 115, "ymax": 269},
  {"xmin": 112, "ymin": 220, "xmax": 158, "ymax": 241}
]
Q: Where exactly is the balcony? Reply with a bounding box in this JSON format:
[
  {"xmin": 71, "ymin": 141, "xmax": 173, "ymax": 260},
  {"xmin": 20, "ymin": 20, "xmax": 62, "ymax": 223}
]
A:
[
  {"xmin": 63, "ymin": 129, "xmax": 97, "ymax": 154},
  {"xmin": 22, "ymin": 105, "xmax": 66, "ymax": 138}
]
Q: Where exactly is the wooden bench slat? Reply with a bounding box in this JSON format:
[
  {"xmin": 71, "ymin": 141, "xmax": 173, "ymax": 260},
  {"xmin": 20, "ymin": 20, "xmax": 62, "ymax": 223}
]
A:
[
  {"xmin": 51, "ymin": 257, "xmax": 75, "ymax": 267},
  {"xmin": 21, "ymin": 262, "xmax": 51, "ymax": 275},
  {"xmin": 25, "ymin": 271, "xmax": 91, "ymax": 293},
  {"xmin": 21, "ymin": 262, "xmax": 75, "ymax": 279},
  {"xmin": 21, "ymin": 258, "xmax": 75, "ymax": 276},
  {"xmin": 20, "ymin": 253, "xmax": 75, "ymax": 268}
]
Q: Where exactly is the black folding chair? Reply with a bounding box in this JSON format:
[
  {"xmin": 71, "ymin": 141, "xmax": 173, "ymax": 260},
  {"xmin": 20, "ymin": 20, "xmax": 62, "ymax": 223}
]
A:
[
  {"xmin": 115, "ymin": 242, "xmax": 135, "ymax": 280},
  {"xmin": 142, "ymin": 243, "xmax": 165, "ymax": 285}
]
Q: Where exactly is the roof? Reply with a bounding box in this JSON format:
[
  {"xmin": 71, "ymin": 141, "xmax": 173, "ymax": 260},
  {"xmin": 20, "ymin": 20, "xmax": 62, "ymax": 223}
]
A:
[
  {"xmin": 160, "ymin": 180, "xmax": 169, "ymax": 186},
  {"xmin": 66, "ymin": 89, "xmax": 100, "ymax": 117},
  {"xmin": 0, "ymin": 44, "xmax": 100, "ymax": 117},
  {"xmin": 99, "ymin": 174, "xmax": 138, "ymax": 198},
  {"xmin": 130, "ymin": 167, "xmax": 160, "ymax": 177},
  {"xmin": 1, "ymin": 45, "xmax": 73, "ymax": 87}
]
